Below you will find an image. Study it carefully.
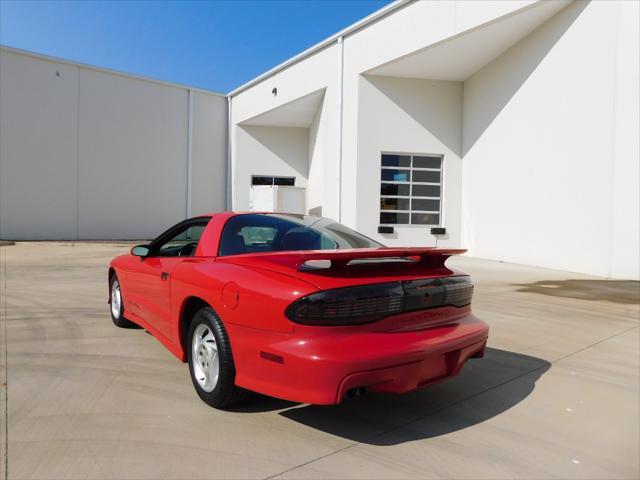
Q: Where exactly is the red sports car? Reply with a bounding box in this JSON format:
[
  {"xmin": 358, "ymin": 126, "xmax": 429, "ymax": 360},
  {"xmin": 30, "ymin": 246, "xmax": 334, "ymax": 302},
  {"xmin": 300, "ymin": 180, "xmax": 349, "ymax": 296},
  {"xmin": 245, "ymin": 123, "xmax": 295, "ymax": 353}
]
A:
[{"xmin": 108, "ymin": 212, "xmax": 488, "ymax": 408}]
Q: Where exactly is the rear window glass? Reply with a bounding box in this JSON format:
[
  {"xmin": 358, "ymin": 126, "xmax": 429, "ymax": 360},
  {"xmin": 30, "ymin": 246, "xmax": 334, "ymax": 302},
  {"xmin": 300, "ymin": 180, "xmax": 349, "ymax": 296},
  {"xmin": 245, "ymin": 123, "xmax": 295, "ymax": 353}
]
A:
[{"xmin": 219, "ymin": 214, "xmax": 382, "ymax": 256}]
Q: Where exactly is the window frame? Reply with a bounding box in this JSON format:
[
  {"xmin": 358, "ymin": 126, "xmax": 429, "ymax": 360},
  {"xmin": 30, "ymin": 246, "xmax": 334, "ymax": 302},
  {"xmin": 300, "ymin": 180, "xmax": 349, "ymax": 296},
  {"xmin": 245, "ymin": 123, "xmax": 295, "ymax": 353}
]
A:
[
  {"xmin": 379, "ymin": 152, "xmax": 444, "ymax": 227},
  {"xmin": 251, "ymin": 175, "xmax": 296, "ymax": 187},
  {"xmin": 147, "ymin": 216, "xmax": 212, "ymax": 257}
]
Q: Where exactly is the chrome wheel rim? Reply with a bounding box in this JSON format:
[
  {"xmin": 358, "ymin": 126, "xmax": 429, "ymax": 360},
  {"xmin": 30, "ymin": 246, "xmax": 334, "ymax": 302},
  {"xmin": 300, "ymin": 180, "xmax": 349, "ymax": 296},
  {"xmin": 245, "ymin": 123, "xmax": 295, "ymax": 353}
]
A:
[
  {"xmin": 192, "ymin": 323, "xmax": 219, "ymax": 393},
  {"xmin": 111, "ymin": 280, "xmax": 121, "ymax": 319}
]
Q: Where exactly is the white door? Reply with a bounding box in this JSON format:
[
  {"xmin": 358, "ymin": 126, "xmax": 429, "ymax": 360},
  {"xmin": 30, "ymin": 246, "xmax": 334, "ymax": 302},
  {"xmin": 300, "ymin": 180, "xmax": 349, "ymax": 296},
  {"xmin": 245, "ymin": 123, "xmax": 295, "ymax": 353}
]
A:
[
  {"xmin": 275, "ymin": 186, "xmax": 306, "ymax": 214},
  {"xmin": 250, "ymin": 186, "xmax": 275, "ymax": 211}
]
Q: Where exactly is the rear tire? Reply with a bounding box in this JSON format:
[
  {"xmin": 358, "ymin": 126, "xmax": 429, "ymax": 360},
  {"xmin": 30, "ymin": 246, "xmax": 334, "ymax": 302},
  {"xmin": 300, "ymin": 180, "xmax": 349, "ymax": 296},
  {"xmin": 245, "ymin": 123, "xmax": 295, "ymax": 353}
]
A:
[
  {"xmin": 109, "ymin": 273, "xmax": 137, "ymax": 328},
  {"xmin": 187, "ymin": 307, "xmax": 248, "ymax": 408}
]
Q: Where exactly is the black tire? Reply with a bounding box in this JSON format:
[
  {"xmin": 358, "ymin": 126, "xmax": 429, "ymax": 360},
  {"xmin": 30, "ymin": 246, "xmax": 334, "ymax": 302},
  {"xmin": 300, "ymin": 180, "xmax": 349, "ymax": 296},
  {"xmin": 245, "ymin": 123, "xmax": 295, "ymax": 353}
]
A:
[
  {"xmin": 109, "ymin": 273, "xmax": 137, "ymax": 328},
  {"xmin": 187, "ymin": 307, "xmax": 248, "ymax": 408}
]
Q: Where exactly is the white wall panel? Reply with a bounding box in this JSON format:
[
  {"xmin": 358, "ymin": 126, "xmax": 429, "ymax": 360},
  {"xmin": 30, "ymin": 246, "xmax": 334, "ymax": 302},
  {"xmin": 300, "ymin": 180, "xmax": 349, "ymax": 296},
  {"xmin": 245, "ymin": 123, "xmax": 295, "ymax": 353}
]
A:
[
  {"xmin": 462, "ymin": 1, "xmax": 626, "ymax": 277},
  {"xmin": 610, "ymin": 0, "xmax": 640, "ymax": 280},
  {"xmin": 191, "ymin": 91, "xmax": 228, "ymax": 216},
  {"xmin": 0, "ymin": 50, "xmax": 79, "ymax": 239},
  {"xmin": 77, "ymin": 69, "xmax": 189, "ymax": 239}
]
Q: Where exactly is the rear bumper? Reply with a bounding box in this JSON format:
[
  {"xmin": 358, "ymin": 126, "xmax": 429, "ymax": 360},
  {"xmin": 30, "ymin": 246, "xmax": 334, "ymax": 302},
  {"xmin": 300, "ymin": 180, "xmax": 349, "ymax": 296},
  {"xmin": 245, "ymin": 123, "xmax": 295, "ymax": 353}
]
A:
[
  {"xmin": 337, "ymin": 337, "xmax": 486, "ymax": 400},
  {"xmin": 228, "ymin": 310, "xmax": 489, "ymax": 405}
]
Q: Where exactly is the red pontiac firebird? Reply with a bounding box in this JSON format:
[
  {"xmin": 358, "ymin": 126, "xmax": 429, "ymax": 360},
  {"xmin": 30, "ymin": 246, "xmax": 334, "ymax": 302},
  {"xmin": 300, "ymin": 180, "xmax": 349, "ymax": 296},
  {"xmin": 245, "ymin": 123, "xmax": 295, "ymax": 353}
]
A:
[{"xmin": 108, "ymin": 212, "xmax": 488, "ymax": 408}]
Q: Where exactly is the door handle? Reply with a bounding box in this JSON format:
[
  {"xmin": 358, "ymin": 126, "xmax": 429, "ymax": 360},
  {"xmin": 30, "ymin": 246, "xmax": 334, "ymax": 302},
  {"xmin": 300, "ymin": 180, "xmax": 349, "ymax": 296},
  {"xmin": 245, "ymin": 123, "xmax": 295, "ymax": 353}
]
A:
[{"xmin": 160, "ymin": 272, "xmax": 169, "ymax": 280}]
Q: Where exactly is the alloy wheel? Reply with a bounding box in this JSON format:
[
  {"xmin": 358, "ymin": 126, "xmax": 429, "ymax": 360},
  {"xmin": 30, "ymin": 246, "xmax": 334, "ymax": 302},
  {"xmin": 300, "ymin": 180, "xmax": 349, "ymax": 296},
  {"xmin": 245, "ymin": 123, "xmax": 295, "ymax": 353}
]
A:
[{"xmin": 191, "ymin": 323, "xmax": 220, "ymax": 392}]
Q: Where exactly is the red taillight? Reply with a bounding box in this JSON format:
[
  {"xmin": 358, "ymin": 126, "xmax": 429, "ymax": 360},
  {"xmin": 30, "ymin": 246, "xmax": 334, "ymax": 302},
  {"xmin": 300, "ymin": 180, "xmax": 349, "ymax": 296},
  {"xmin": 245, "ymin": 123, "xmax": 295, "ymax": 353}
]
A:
[{"xmin": 286, "ymin": 276, "xmax": 473, "ymax": 326}]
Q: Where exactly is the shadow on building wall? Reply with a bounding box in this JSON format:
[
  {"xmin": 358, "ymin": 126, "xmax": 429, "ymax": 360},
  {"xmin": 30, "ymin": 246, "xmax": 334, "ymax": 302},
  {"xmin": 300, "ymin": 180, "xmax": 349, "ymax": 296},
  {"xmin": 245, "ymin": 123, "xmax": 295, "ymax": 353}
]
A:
[{"xmin": 462, "ymin": 0, "xmax": 588, "ymax": 155}]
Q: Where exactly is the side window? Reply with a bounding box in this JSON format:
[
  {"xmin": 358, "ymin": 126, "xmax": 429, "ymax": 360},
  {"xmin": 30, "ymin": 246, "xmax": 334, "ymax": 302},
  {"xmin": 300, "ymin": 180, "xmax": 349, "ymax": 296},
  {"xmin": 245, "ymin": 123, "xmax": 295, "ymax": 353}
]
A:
[
  {"xmin": 156, "ymin": 224, "xmax": 206, "ymax": 257},
  {"xmin": 219, "ymin": 214, "xmax": 340, "ymax": 256}
]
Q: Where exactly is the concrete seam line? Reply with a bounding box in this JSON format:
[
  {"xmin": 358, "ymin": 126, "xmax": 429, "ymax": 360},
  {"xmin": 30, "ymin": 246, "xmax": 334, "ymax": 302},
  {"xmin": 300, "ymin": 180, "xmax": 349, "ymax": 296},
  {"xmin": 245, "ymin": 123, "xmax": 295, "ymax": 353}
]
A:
[
  {"xmin": 263, "ymin": 324, "xmax": 640, "ymax": 480},
  {"xmin": 550, "ymin": 324, "xmax": 639, "ymax": 364}
]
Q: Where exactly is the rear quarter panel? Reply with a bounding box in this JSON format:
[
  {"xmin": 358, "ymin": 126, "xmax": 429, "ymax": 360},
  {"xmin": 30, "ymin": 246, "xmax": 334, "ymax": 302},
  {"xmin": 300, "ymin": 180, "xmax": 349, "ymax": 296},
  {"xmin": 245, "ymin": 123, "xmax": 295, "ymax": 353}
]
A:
[{"xmin": 170, "ymin": 259, "xmax": 319, "ymax": 337}]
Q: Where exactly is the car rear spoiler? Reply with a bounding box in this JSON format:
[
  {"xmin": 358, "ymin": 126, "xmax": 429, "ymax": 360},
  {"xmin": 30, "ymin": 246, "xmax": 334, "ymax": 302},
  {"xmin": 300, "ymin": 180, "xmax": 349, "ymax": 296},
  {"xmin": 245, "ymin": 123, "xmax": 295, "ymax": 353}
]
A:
[{"xmin": 230, "ymin": 247, "xmax": 466, "ymax": 272}]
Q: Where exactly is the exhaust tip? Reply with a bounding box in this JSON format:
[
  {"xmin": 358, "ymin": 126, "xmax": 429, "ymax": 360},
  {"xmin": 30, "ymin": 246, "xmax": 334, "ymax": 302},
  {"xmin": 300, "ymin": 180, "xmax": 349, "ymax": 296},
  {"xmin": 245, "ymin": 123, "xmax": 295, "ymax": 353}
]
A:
[{"xmin": 344, "ymin": 387, "xmax": 368, "ymax": 400}]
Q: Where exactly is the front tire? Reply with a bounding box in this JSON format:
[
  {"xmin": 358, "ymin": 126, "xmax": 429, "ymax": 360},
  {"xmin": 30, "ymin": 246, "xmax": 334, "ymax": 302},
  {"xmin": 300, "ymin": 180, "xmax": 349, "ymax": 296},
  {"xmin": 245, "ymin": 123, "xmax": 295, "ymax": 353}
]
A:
[
  {"xmin": 187, "ymin": 307, "xmax": 248, "ymax": 408},
  {"xmin": 109, "ymin": 273, "xmax": 137, "ymax": 328}
]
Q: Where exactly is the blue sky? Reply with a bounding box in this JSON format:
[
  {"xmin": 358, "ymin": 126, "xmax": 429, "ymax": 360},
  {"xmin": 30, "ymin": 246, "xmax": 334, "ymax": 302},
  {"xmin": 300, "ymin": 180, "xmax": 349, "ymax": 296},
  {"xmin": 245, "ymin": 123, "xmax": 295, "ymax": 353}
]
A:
[{"xmin": 0, "ymin": 0, "xmax": 391, "ymax": 93}]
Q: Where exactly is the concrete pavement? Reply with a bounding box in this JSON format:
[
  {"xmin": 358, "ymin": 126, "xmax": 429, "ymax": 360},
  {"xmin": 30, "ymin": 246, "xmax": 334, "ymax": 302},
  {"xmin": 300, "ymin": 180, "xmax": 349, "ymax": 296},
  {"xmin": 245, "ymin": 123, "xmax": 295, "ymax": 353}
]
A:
[{"xmin": 0, "ymin": 242, "xmax": 638, "ymax": 479}]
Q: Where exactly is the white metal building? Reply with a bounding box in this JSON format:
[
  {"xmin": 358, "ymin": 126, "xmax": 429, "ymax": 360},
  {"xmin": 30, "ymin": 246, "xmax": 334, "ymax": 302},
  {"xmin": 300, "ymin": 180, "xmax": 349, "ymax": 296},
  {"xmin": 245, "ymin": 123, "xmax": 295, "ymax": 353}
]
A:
[
  {"xmin": 230, "ymin": 0, "xmax": 639, "ymax": 280},
  {"xmin": 0, "ymin": 47, "xmax": 228, "ymax": 239},
  {"xmin": 1, "ymin": 0, "xmax": 638, "ymax": 280}
]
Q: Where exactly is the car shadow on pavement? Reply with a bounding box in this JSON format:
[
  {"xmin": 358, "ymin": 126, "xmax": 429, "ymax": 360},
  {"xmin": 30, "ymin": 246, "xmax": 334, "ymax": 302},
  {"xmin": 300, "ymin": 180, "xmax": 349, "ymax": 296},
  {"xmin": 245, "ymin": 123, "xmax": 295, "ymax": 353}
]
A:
[
  {"xmin": 512, "ymin": 279, "xmax": 640, "ymax": 304},
  {"xmin": 273, "ymin": 348, "xmax": 550, "ymax": 446}
]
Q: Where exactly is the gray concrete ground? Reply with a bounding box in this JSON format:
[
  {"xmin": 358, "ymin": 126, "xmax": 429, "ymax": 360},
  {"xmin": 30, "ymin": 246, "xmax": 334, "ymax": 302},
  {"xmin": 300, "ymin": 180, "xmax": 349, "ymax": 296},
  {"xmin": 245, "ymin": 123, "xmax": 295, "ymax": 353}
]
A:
[{"xmin": 0, "ymin": 242, "xmax": 638, "ymax": 480}]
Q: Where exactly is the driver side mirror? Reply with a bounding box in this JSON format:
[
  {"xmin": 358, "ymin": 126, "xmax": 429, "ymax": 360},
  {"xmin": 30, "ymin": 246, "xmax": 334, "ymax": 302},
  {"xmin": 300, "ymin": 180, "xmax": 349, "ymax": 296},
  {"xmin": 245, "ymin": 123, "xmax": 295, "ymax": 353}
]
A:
[{"xmin": 131, "ymin": 245, "xmax": 150, "ymax": 258}]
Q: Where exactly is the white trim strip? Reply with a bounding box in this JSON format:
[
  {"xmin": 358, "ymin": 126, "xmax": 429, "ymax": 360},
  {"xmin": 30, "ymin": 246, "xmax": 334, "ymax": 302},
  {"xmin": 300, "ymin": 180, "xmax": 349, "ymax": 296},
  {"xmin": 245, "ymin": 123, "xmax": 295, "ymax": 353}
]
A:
[
  {"xmin": 186, "ymin": 89, "xmax": 193, "ymax": 217},
  {"xmin": 226, "ymin": 96, "xmax": 233, "ymax": 210},
  {"xmin": 336, "ymin": 36, "xmax": 344, "ymax": 223}
]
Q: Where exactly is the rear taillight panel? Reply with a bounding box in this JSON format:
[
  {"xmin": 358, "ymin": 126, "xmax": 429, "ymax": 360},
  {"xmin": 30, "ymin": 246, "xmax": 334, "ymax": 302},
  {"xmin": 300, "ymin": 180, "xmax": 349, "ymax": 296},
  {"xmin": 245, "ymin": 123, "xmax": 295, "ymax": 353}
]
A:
[
  {"xmin": 286, "ymin": 282, "xmax": 403, "ymax": 326},
  {"xmin": 286, "ymin": 276, "xmax": 473, "ymax": 326}
]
